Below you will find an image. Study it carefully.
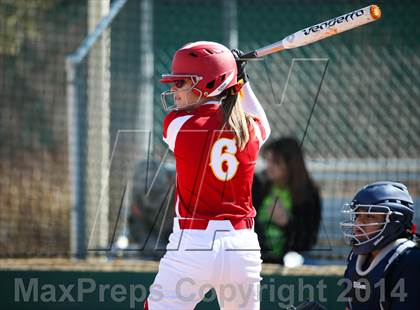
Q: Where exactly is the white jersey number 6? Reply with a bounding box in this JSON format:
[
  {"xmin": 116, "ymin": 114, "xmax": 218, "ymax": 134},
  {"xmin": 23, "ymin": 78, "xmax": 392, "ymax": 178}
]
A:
[{"xmin": 209, "ymin": 138, "xmax": 239, "ymax": 181}]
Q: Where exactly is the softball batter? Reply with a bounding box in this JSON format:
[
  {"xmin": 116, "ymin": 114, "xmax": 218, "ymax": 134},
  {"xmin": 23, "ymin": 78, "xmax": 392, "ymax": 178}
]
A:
[{"xmin": 145, "ymin": 41, "xmax": 270, "ymax": 309}]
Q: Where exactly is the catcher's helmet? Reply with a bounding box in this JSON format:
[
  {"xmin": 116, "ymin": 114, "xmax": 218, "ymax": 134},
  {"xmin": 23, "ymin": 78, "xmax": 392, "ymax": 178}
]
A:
[
  {"xmin": 340, "ymin": 181, "xmax": 414, "ymax": 255},
  {"xmin": 160, "ymin": 41, "xmax": 238, "ymax": 111}
]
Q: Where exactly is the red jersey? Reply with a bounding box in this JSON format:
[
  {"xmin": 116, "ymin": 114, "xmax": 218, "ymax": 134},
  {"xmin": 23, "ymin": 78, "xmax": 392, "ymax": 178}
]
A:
[{"xmin": 163, "ymin": 102, "xmax": 269, "ymax": 220}]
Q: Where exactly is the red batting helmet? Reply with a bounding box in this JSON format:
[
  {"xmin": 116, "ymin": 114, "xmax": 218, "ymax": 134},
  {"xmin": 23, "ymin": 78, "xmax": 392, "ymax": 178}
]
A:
[{"xmin": 160, "ymin": 41, "xmax": 238, "ymax": 110}]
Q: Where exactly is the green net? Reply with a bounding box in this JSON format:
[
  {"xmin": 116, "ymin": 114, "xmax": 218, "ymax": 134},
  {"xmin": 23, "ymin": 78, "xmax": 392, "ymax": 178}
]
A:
[{"xmin": 0, "ymin": 0, "xmax": 419, "ymax": 261}]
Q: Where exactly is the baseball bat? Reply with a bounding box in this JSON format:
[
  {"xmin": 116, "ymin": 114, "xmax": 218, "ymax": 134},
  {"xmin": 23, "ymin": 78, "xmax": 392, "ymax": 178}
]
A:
[{"xmin": 240, "ymin": 4, "xmax": 381, "ymax": 59}]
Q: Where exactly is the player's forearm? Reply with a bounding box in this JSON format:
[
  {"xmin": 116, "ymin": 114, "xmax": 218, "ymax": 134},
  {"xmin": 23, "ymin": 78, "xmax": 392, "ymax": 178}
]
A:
[{"xmin": 240, "ymin": 82, "xmax": 271, "ymax": 137}]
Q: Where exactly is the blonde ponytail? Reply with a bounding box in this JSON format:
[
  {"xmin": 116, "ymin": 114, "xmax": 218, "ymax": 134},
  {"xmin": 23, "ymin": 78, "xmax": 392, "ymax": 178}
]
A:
[{"xmin": 221, "ymin": 92, "xmax": 252, "ymax": 150}]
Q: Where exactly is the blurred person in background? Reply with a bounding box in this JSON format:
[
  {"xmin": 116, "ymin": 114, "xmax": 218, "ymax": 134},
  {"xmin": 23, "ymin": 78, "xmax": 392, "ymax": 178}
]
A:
[
  {"xmin": 253, "ymin": 137, "xmax": 321, "ymax": 264},
  {"xmin": 129, "ymin": 159, "xmax": 175, "ymax": 260}
]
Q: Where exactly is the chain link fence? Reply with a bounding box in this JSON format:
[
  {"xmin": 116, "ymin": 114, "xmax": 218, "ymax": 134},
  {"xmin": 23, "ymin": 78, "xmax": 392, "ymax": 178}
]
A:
[{"xmin": 1, "ymin": 0, "xmax": 419, "ymax": 261}]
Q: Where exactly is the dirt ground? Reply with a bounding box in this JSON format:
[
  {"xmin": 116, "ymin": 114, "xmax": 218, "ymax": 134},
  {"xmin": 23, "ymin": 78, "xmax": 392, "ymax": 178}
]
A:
[{"xmin": 0, "ymin": 258, "xmax": 345, "ymax": 276}]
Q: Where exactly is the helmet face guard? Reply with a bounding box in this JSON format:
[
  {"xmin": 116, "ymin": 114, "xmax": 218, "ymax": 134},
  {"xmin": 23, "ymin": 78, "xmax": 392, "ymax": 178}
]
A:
[
  {"xmin": 160, "ymin": 75, "xmax": 203, "ymax": 111},
  {"xmin": 340, "ymin": 204, "xmax": 391, "ymax": 254}
]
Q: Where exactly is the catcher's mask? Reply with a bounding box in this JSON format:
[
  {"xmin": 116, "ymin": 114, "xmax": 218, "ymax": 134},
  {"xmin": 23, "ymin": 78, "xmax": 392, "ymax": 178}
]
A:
[{"xmin": 340, "ymin": 181, "xmax": 414, "ymax": 255}]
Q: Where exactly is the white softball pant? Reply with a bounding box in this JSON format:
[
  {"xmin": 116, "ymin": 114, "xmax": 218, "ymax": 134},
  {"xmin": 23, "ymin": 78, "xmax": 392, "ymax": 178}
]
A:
[{"xmin": 145, "ymin": 219, "xmax": 262, "ymax": 310}]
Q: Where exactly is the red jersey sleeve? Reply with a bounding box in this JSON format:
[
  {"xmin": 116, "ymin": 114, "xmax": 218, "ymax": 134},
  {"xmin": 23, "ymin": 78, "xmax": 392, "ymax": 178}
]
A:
[
  {"xmin": 162, "ymin": 111, "xmax": 193, "ymax": 152},
  {"xmin": 252, "ymin": 117, "xmax": 269, "ymax": 146},
  {"xmin": 162, "ymin": 112, "xmax": 178, "ymax": 140}
]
